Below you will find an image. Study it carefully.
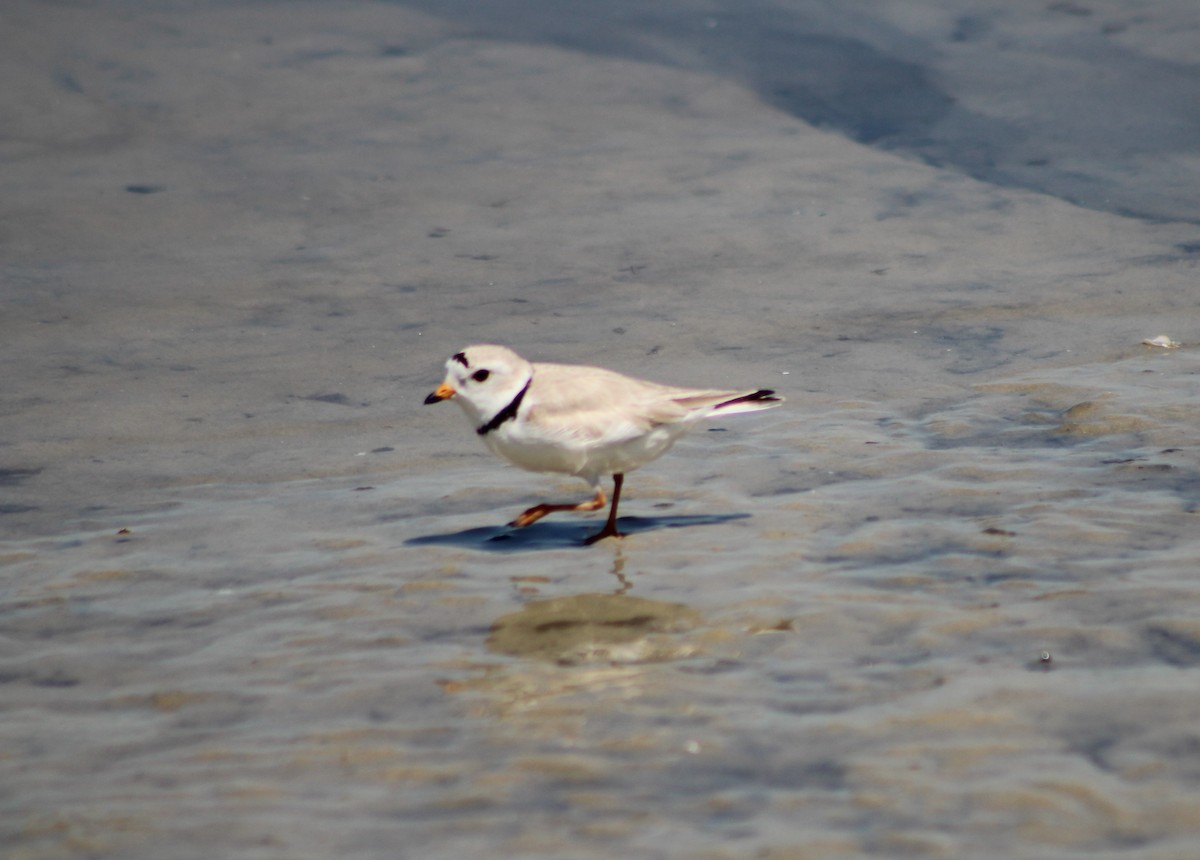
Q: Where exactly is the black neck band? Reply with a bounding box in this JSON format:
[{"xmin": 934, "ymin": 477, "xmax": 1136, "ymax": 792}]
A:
[{"xmin": 477, "ymin": 378, "xmax": 531, "ymax": 436}]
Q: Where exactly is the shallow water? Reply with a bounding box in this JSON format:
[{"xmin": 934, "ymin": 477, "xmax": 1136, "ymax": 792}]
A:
[{"xmin": 3, "ymin": 2, "xmax": 1200, "ymax": 858}]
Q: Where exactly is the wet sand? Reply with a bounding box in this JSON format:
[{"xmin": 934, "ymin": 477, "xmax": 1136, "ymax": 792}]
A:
[{"xmin": 3, "ymin": 2, "xmax": 1200, "ymax": 858}]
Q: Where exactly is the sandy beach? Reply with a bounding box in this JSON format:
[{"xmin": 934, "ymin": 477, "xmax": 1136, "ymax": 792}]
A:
[{"xmin": 3, "ymin": 1, "xmax": 1199, "ymax": 857}]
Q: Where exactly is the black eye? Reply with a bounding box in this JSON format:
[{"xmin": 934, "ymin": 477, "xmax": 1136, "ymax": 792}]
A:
[{"xmin": 471, "ymin": 369, "xmax": 490, "ymax": 382}]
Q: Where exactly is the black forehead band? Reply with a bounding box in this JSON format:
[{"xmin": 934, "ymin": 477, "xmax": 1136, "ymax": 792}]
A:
[{"xmin": 452, "ymin": 352, "xmax": 469, "ymax": 368}]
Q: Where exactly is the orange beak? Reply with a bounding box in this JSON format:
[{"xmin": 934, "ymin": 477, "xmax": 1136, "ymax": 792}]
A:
[{"xmin": 424, "ymin": 382, "xmax": 456, "ymax": 404}]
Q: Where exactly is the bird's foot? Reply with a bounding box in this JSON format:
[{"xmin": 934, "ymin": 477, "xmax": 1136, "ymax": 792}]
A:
[{"xmin": 582, "ymin": 522, "xmax": 624, "ymax": 545}]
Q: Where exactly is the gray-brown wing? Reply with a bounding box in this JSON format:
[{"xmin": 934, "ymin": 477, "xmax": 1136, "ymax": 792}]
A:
[{"xmin": 525, "ymin": 363, "xmax": 737, "ymax": 446}]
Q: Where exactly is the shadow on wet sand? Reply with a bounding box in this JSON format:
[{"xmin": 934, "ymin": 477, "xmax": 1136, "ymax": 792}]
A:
[{"xmin": 406, "ymin": 513, "xmax": 751, "ymax": 551}]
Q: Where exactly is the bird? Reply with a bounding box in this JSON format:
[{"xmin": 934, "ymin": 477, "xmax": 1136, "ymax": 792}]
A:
[{"xmin": 424, "ymin": 345, "xmax": 783, "ymax": 544}]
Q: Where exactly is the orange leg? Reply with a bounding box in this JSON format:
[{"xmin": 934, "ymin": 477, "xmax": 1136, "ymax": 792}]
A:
[
  {"xmin": 583, "ymin": 473, "xmax": 625, "ymax": 545},
  {"xmin": 509, "ymin": 485, "xmax": 607, "ymax": 528}
]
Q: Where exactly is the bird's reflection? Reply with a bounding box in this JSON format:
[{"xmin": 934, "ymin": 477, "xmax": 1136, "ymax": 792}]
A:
[{"xmin": 487, "ymin": 587, "xmax": 702, "ymax": 665}]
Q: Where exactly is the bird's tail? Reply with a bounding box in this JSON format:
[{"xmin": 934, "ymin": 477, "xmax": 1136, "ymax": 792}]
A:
[{"xmin": 711, "ymin": 389, "xmax": 783, "ymax": 416}]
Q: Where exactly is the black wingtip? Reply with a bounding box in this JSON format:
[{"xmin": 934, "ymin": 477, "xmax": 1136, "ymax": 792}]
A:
[{"xmin": 717, "ymin": 389, "xmax": 781, "ymax": 408}]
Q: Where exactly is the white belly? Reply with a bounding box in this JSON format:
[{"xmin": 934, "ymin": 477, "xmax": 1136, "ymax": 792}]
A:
[{"xmin": 484, "ymin": 423, "xmax": 684, "ymax": 483}]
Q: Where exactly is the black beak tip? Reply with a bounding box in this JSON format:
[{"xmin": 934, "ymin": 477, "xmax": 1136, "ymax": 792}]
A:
[{"xmin": 423, "ymin": 392, "xmax": 443, "ymax": 405}]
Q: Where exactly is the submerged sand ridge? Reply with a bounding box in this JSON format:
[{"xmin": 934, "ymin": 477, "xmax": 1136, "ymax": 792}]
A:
[{"xmin": 2, "ymin": 1, "xmax": 1200, "ymax": 858}]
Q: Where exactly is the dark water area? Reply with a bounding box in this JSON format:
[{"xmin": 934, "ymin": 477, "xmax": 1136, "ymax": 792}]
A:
[{"xmin": 395, "ymin": 0, "xmax": 1200, "ymax": 222}]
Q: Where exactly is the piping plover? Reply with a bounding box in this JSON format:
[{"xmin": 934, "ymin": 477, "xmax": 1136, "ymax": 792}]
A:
[{"xmin": 424, "ymin": 345, "xmax": 782, "ymax": 544}]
